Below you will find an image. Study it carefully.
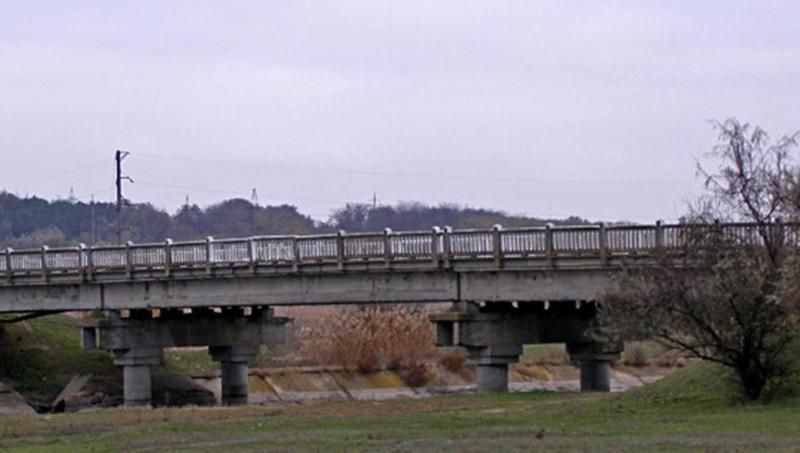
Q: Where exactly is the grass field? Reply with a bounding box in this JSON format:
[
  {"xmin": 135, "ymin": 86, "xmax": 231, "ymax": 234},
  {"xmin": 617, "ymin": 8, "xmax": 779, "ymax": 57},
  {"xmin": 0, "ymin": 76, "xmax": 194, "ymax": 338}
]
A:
[{"xmin": 1, "ymin": 364, "xmax": 798, "ymax": 452}]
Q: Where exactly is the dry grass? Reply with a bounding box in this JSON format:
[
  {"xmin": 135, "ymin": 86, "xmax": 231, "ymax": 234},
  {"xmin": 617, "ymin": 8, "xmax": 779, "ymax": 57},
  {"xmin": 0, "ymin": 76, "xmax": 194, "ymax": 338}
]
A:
[
  {"xmin": 439, "ymin": 350, "xmax": 467, "ymax": 373},
  {"xmin": 282, "ymin": 305, "xmax": 438, "ymax": 375},
  {"xmin": 622, "ymin": 344, "xmax": 650, "ymax": 367}
]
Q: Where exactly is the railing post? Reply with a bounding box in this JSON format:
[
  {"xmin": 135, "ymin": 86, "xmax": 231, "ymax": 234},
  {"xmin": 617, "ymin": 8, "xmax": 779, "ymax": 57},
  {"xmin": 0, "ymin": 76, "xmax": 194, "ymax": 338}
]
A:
[
  {"xmin": 41, "ymin": 245, "xmax": 49, "ymax": 282},
  {"xmin": 78, "ymin": 243, "xmax": 87, "ymax": 281},
  {"xmin": 291, "ymin": 236, "xmax": 300, "ymax": 273},
  {"xmin": 205, "ymin": 237, "xmax": 214, "ymax": 276},
  {"xmin": 383, "ymin": 228, "xmax": 393, "ymax": 269},
  {"xmin": 247, "ymin": 238, "xmax": 256, "ymax": 275},
  {"xmin": 125, "ymin": 241, "xmax": 134, "ymax": 279},
  {"xmin": 655, "ymin": 220, "xmax": 664, "ymax": 251},
  {"xmin": 492, "ymin": 224, "xmax": 503, "ymax": 268},
  {"xmin": 336, "ymin": 230, "xmax": 345, "ymax": 271},
  {"xmin": 4, "ymin": 248, "xmax": 12, "ymax": 284},
  {"xmin": 164, "ymin": 239, "xmax": 173, "ymax": 277},
  {"xmin": 85, "ymin": 244, "xmax": 94, "ymax": 282},
  {"xmin": 598, "ymin": 223, "xmax": 608, "ymax": 266},
  {"xmin": 432, "ymin": 227, "xmax": 441, "ymax": 268},
  {"xmin": 545, "ymin": 223, "xmax": 554, "ymax": 267},
  {"xmin": 442, "ymin": 226, "xmax": 452, "ymax": 269}
]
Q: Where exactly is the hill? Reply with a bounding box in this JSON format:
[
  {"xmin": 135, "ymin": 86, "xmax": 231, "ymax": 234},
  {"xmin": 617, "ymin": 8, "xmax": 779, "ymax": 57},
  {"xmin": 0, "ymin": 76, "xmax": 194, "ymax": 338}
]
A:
[{"xmin": 0, "ymin": 191, "xmax": 589, "ymax": 248}]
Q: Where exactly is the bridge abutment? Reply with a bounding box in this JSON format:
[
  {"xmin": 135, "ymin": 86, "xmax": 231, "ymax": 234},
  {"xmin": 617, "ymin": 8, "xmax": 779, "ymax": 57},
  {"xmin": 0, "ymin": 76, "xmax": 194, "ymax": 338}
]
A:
[{"xmin": 83, "ymin": 307, "xmax": 288, "ymax": 407}]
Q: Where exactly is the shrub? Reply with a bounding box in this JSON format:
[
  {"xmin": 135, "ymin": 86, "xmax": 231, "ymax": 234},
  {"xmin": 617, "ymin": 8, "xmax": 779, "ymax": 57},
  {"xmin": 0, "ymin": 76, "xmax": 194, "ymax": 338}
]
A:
[
  {"xmin": 655, "ymin": 351, "xmax": 686, "ymax": 368},
  {"xmin": 400, "ymin": 362, "xmax": 432, "ymax": 388},
  {"xmin": 439, "ymin": 350, "xmax": 467, "ymax": 373},
  {"xmin": 622, "ymin": 345, "xmax": 649, "ymax": 368},
  {"xmin": 291, "ymin": 305, "xmax": 438, "ymax": 372}
]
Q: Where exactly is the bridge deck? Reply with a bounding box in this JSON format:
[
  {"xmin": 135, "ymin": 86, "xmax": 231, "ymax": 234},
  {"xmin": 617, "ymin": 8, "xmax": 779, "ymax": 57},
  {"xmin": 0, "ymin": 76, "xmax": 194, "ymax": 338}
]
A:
[{"xmin": 0, "ymin": 222, "xmax": 788, "ymax": 313}]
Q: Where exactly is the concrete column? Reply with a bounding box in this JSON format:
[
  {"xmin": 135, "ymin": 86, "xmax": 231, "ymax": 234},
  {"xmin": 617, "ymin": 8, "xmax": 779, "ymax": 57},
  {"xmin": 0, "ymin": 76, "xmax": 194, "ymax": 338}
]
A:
[
  {"xmin": 220, "ymin": 361, "xmax": 249, "ymax": 405},
  {"xmin": 123, "ymin": 365, "xmax": 153, "ymax": 406},
  {"xmin": 579, "ymin": 359, "xmax": 611, "ymax": 392},
  {"xmin": 476, "ymin": 363, "xmax": 509, "ymax": 393},
  {"xmin": 209, "ymin": 345, "xmax": 258, "ymax": 405},
  {"xmin": 112, "ymin": 347, "xmax": 163, "ymax": 407},
  {"xmin": 567, "ymin": 343, "xmax": 620, "ymax": 393}
]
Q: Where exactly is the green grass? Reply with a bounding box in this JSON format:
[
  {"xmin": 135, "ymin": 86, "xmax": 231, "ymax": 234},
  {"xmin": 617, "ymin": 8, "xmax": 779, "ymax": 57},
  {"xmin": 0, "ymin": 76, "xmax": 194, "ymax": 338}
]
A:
[
  {"xmin": 2, "ymin": 317, "xmax": 800, "ymax": 450},
  {"xmin": 0, "ymin": 314, "xmax": 117, "ymax": 402},
  {"xmin": 0, "ymin": 314, "xmax": 272, "ymax": 405},
  {"xmin": 164, "ymin": 347, "xmax": 272, "ymax": 375},
  {"xmin": 0, "ymin": 364, "xmax": 798, "ymax": 451}
]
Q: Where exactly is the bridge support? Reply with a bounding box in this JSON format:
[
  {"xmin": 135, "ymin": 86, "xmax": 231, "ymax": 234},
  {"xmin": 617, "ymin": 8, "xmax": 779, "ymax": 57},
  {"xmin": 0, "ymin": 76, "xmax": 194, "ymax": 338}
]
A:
[
  {"xmin": 209, "ymin": 345, "xmax": 258, "ymax": 405},
  {"xmin": 567, "ymin": 343, "xmax": 620, "ymax": 392},
  {"xmin": 112, "ymin": 347, "xmax": 163, "ymax": 406},
  {"xmin": 83, "ymin": 307, "xmax": 288, "ymax": 407},
  {"xmin": 475, "ymin": 362, "xmax": 510, "ymax": 393},
  {"xmin": 431, "ymin": 301, "xmax": 622, "ymax": 394}
]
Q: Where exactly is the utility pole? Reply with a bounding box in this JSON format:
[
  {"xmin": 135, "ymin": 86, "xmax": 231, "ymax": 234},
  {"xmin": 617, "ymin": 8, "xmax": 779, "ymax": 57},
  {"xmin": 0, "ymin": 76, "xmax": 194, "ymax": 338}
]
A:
[
  {"xmin": 249, "ymin": 188, "xmax": 259, "ymax": 233},
  {"xmin": 115, "ymin": 150, "xmax": 133, "ymax": 244},
  {"xmin": 90, "ymin": 194, "xmax": 97, "ymax": 246}
]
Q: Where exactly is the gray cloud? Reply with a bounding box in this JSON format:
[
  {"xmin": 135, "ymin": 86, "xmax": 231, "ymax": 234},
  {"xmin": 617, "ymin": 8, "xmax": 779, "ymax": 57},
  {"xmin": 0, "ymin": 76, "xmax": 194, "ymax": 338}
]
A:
[{"xmin": 2, "ymin": 1, "xmax": 798, "ymax": 222}]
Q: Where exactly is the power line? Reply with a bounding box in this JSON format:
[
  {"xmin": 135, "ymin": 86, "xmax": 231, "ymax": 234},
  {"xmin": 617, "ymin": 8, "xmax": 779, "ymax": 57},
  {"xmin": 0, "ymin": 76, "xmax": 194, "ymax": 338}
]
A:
[
  {"xmin": 134, "ymin": 152, "xmax": 695, "ymax": 186},
  {"xmin": 134, "ymin": 180, "xmax": 351, "ymax": 205},
  {"xmin": 9, "ymin": 160, "xmax": 108, "ymax": 190}
]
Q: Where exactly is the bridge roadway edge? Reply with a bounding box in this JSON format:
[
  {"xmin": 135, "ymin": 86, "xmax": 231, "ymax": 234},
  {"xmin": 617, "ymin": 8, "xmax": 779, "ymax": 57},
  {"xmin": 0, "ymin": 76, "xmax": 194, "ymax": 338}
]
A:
[{"xmin": 0, "ymin": 267, "xmax": 615, "ymax": 314}]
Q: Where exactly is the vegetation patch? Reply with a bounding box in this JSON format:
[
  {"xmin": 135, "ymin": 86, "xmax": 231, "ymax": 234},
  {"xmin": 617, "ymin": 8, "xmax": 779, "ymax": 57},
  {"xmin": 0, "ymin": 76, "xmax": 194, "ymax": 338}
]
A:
[
  {"xmin": 0, "ymin": 314, "xmax": 117, "ymax": 404},
  {"xmin": 0, "ymin": 363, "xmax": 798, "ymax": 451}
]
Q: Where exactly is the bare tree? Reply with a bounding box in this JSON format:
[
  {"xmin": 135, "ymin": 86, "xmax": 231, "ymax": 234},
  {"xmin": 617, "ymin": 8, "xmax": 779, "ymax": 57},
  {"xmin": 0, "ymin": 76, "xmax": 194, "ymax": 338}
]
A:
[{"xmin": 603, "ymin": 119, "xmax": 800, "ymax": 400}]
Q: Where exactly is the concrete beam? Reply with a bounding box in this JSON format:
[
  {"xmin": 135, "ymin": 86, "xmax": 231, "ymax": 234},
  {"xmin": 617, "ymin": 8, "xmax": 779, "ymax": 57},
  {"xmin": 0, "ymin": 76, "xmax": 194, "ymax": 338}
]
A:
[
  {"xmin": 458, "ymin": 270, "xmax": 612, "ymax": 302},
  {"xmin": 0, "ymin": 268, "xmax": 619, "ymax": 314},
  {"xmin": 84, "ymin": 308, "xmax": 288, "ymax": 350}
]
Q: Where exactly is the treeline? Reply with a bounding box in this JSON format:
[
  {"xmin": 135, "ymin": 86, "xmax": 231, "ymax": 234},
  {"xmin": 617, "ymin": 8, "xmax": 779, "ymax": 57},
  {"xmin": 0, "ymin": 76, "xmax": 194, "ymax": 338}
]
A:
[{"xmin": 0, "ymin": 192, "xmax": 587, "ymax": 249}]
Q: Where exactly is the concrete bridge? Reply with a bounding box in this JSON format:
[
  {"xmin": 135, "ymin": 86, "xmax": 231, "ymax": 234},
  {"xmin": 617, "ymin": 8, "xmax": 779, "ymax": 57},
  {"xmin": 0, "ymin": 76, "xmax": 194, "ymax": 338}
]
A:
[{"xmin": 0, "ymin": 221, "xmax": 778, "ymax": 405}]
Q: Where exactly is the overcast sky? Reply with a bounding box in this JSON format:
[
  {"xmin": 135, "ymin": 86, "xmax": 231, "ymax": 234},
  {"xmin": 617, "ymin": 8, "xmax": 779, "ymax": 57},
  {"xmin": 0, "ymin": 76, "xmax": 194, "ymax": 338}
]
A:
[{"xmin": 1, "ymin": 1, "xmax": 798, "ymax": 222}]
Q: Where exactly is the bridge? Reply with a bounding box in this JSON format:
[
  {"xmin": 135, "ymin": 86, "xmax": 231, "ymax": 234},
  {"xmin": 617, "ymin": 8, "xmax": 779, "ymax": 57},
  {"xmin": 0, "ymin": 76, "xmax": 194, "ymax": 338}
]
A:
[{"xmin": 0, "ymin": 221, "xmax": 780, "ymax": 406}]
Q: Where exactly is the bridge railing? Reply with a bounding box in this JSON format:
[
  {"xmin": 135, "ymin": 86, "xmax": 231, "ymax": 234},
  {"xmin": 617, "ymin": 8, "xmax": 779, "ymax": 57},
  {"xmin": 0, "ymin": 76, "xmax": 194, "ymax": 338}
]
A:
[{"xmin": 0, "ymin": 221, "xmax": 793, "ymax": 279}]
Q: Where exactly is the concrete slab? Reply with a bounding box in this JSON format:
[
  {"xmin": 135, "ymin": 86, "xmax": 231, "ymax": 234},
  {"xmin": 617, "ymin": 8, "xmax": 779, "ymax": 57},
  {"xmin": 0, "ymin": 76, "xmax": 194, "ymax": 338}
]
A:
[{"xmin": 0, "ymin": 381, "xmax": 35, "ymax": 415}]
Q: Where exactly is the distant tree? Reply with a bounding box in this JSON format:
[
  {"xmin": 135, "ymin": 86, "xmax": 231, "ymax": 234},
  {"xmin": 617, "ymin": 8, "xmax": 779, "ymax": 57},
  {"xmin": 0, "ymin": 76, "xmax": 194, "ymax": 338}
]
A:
[
  {"xmin": 329, "ymin": 201, "xmax": 588, "ymax": 232},
  {"xmin": 603, "ymin": 119, "xmax": 800, "ymax": 400}
]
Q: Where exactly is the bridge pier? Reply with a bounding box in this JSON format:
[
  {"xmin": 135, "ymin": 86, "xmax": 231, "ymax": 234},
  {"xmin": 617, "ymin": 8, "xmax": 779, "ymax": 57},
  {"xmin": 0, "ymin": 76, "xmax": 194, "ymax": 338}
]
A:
[
  {"xmin": 112, "ymin": 347, "xmax": 163, "ymax": 406},
  {"xmin": 475, "ymin": 363, "xmax": 510, "ymax": 393},
  {"xmin": 209, "ymin": 345, "xmax": 258, "ymax": 405},
  {"xmin": 567, "ymin": 343, "xmax": 620, "ymax": 392},
  {"xmin": 431, "ymin": 301, "xmax": 622, "ymax": 394},
  {"xmin": 82, "ymin": 307, "xmax": 288, "ymax": 407}
]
